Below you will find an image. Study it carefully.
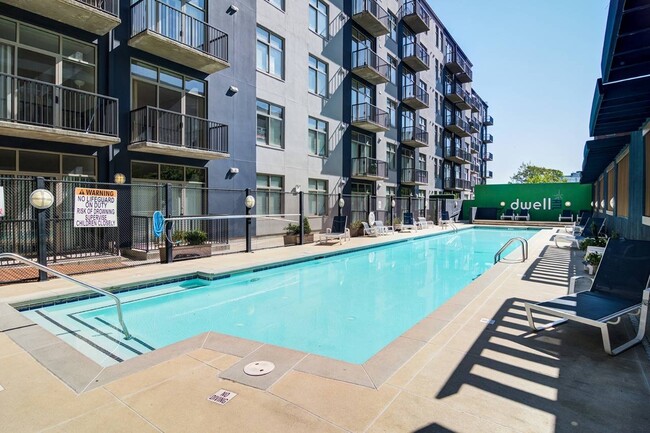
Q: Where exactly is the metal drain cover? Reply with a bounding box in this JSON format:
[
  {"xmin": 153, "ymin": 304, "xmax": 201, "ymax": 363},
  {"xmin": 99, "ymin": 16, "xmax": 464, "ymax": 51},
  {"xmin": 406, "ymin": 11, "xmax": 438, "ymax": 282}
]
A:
[{"xmin": 244, "ymin": 361, "xmax": 275, "ymax": 376}]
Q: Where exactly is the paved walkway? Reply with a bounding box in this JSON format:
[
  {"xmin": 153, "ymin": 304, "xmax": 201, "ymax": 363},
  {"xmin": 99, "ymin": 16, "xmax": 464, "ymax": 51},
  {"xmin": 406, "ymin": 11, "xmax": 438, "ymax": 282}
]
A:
[{"xmin": 1, "ymin": 227, "xmax": 648, "ymax": 433}]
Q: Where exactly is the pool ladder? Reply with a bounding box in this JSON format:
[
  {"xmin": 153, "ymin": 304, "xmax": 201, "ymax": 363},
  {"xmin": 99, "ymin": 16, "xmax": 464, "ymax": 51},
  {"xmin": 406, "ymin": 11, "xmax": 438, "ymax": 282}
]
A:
[
  {"xmin": 494, "ymin": 237, "xmax": 529, "ymax": 264},
  {"xmin": 0, "ymin": 253, "xmax": 132, "ymax": 340}
]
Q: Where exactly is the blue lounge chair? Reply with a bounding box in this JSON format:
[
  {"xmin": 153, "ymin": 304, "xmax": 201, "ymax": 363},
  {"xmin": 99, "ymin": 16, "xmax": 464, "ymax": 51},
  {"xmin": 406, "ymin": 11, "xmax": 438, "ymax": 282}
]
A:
[
  {"xmin": 558, "ymin": 209, "xmax": 573, "ymax": 222},
  {"xmin": 515, "ymin": 209, "xmax": 530, "ymax": 221},
  {"xmin": 501, "ymin": 209, "xmax": 515, "ymax": 220},
  {"xmin": 566, "ymin": 210, "xmax": 593, "ymax": 233},
  {"xmin": 319, "ymin": 216, "xmax": 350, "ymax": 244},
  {"xmin": 525, "ymin": 238, "xmax": 650, "ymax": 355},
  {"xmin": 401, "ymin": 212, "xmax": 418, "ymax": 232},
  {"xmin": 555, "ymin": 217, "xmax": 606, "ymax": 248}
]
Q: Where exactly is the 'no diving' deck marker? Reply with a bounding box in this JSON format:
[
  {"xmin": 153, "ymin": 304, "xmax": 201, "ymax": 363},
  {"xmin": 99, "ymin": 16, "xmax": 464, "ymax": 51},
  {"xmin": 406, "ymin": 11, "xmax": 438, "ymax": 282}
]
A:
[{"xmin": 208, "ymin": 389, "xmax": 237, "ymax": 405}]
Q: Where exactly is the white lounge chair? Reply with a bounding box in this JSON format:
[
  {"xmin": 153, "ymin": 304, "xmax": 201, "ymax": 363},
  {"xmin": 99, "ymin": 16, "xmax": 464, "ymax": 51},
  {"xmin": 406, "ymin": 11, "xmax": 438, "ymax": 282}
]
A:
[
  {"xmin": 375, "ymin": 220, "xmax": 394, "ymax": 235},
  {"xmin": 361, "ymin": 222, "xmax": 378, "ymax": 237},
  {"xmin": 555, "ymin": 217, "xmax": 606, "ymax": 248},
  {"xmin": 319, "ymin": 216, "xmax": 350, "ymax": 244},
  {"xmin": 417, "ymin": 216, "xmax": 434, "ymax": 229}
]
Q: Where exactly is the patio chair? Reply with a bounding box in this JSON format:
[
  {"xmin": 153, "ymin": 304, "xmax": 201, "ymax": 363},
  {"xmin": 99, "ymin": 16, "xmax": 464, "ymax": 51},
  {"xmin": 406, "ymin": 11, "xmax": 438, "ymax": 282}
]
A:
[
  {"xmin": 525, "ymin": 238, "xmax": 650, "ymax": 355},
  {"xmin": 501, "ymin": 209, "xmax": 516, "ymax": 220},
  {"xmin": 566, "ymin": 210, "xmax": 593, "ymax": 233},
  {"xmin": 361, "ymin": 222, "xmax": 378, "ymax": 237},
  {"xmin": 555, "ymin": 217, "xmax": 606, "ymax": 248},
  {"xmin": 417, "ymin": 216, "xmax": 435, "ymax": 229},
  {"xmin": 440, "ymin": 211, "xmax": 458, "ymax": 230},
  {"xmin": 515, "ymin": 209, "xmax": 530, "ymax": 221},
  {"xmin": 319, "ymin": 216, "xmax": 350, "ymax": 244},
  {"xmin": 558, "ymin": 209, "xmax": 573, "ymax": 222},
  {"xmin": 375, "ymin": 220, "xmax": 394, "ymax": 235},
  {"xmin": 401, "ymin": 212, "xmax": 418, "ymax": 232}
]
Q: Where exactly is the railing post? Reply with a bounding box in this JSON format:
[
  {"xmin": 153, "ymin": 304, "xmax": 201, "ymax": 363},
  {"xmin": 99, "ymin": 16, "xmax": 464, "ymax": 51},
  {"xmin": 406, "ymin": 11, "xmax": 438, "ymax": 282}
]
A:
[
  {"xmin": 390, "ymin": 194, "xmax": 394, "ymax": 226},
  {"xmin": 245, "ymin": 188, "xmax": 251, "ymax": 253},
  {"xmin": 337, "ymin": 193, "xmax": 342, "ymax": 217},
  {"xmin": 165, "ymin": 183, "xmax": 173, "ymax": 263},
  {"xmin": 299, "ymin": 191, "xmax": 304, "ymax": 245},
  {"xmin": 35, "ymin": 177, "xmax": 48, "ymax": 281},
  {"xmin": 366, "ymin": 193, "xmax": 371, "ymax": 222}
]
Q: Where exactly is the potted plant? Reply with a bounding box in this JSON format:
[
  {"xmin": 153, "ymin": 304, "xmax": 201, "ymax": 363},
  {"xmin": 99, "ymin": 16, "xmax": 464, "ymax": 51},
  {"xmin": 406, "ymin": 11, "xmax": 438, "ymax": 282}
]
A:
[
  {"xmin": 283, "ymin": 218, "xmax": 313, "ymax": 245},
  {"xmin": 350, "ymin": 220, "xmax": 364, "ymax": 237},
  {"xmin": 579, "ymin": 237, "xmax": 607, "ymax": 251},
  {"xmin": 585, "ymin": 251, "xmax": 602, "ymax": 275},
  {"xmin": 159, "ymin": 229, "xmax": 211, "ymax": 262},
  {"xmin": 393, "ymin": 217, "xmax": 402, "ymax": 231}
]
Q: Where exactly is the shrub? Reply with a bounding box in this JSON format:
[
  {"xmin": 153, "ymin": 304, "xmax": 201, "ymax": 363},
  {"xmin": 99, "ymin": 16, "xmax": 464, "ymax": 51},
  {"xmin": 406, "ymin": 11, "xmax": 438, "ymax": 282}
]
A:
[
  {"xmin": 579, "ymin": 237, "xmax": 607, "ymax": 251},
  {"xmin": 184, "ymin": 230, "xmax": 208, "ymax": 245},
  {"xmin": 585, "ymin": 252, "xmax": 602, "ymax": 266},
  {"xmin": 393, "ymin": 217, "xmax": 402, "ymax": 225},
  {"xmin": 284, "ymin": 218, "xmax": 311, "ymax": 235},
  {"xmin": 350, "ymin": 220, "xmax": 364, "ymax": 230},
  {"xmin": 172, "ymin": 230, "xmax": 186, "ymax": 245}
]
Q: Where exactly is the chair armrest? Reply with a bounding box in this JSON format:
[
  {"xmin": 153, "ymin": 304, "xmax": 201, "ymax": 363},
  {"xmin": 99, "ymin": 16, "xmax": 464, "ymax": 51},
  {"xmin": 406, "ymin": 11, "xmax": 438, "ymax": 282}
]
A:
[{"xmin": 568, "ymin": 275, "xmax": 593, "ymax": 294}]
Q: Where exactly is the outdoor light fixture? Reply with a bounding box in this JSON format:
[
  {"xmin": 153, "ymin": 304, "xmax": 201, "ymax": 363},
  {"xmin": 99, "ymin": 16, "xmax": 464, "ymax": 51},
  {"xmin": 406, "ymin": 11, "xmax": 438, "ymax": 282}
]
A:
[
  {"xmin": 591, "ymin": 201, "xmax": 594, "ymax": 207},
  {"xmin": 338, "ymin": 198, "xmax": 345, "ymax": 208},
  {"xmin": 609, "ymin": 197, "xmax": 615, "ymax": 208},
  {"xmin": 114, "ymin": 173, "xmax": 126, "ymax": 184},
  {"xmin": 229, "ymin": 167, "xmax": 239, "ymax": 174},
  {"xmin": 294, "ymin": 185, "xmax": 301, "ymax": 194},
  {"xmin": 244, "ymin": 195, "xmax": 256, "ymax": 209},
  {"xmin": 391, "ymin": 199, "xmax": 396, "ymax": 208},
  {"xmin": 600, "ymin": 200, "xmax": 605, "ymax": 209},
  {"xmin": 29, "ymin": 189, "xmax": 54, "ymax": 210},
  {"xmin": 565, "ymin": 201, "xmax": 571, "ymax": 207},
  {"xmin": 499, "ymin": 201, "xmax": 506, "ymax": 207},
  {"xmin": 228, "ymin": 85, "xmax": 239, "ymax": 94}
]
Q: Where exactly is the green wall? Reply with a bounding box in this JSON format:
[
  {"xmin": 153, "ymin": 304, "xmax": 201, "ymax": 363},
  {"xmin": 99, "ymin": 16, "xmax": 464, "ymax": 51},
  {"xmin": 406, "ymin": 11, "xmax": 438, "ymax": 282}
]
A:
[{"xmin": 462, "ymin": 183, "xmax": 592, "ymax": 221}]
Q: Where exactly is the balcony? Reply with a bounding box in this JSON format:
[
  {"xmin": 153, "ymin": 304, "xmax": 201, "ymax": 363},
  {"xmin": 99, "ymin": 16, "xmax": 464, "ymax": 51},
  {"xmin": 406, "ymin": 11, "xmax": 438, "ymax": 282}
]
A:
[
  {"xmin": 483, "ymin": 152, "xmax": 494, "ymax": 161},
  {"xmin": 402, "ymin": 168, "xmax": 428, "ymax": 185},
  {"xmin": 445, "ymin": 52, "xmax": 473, "ymax": 83},
  {"xmin": 469, "ymin": 95, "xmax": 480, "ymax": 112},
  {"xmin": 351, "ymin": 0, "xmax": 390, "ymax": 37},
  {"xmin": 351, "ymin": 48, "xmax": 390, "ymax": 85},
  {"xmin": 402, "ymin": 42, "xmax": 430, "ymax": 72},
  {"xmin": 487, "ymin": 171, "xmax": 493, "ymax": 179},
  {"xmin": 470, "ymin": 163, "xmax": 480, "ymax": 173},
  {"xmin": 402, "ymin": 84, "xmax": 429, "ymax": 110},
  {"xmin": 0, "ymin": 73, "xmax": 119, "ymax": 146},
  {"xmin": 484, "ymin": 133, "xmax": 494, "ymax": 143},
  {"xmin": 445, "ymin": 83, "xmax": 469, "ymax": 106},
  {"xmin": 468, "ymin": 118, "xmax": 480, "ymax": 133},
  {"xmin": 470, "ymin": 137, "xmax": 480, "ymax": 154},
  {"xmin": 445, "ymin": 117, "xmax": 470, "ymax": 137},
  {"xmin": 400, "ymin": 0, "xmax": 430, "ymax": 34},
  {"xmin": 2, "ymin": 0, "xmax": 121, "ymax": 35},
  {"xmin": 351, "ymin": 102, "xmax": 390, "ymax": 132},
  {"xmin": 130, "ymin": 0, "xmax": 229, "ymax": 74},
  {"xmin": 130, "ymin": 106, "xmax": 229, "ymax": 160},
  {"xmin": 351, "ymin": 157, "xmax": 388, "ymax": 181},
  {"xmin": 401, "ymin": 126, "xmax": 428, "ymax": 148},
  {"xmin": 445, "ymin": 145, "xmax": 472, "ymax": 164},
  {"xmin": 444, "ymin": 177, "xmax": 472, "ymax": 191},
  {"xmin": 485, "ymin": 115, "xmax": 494, "ymax": 126}
]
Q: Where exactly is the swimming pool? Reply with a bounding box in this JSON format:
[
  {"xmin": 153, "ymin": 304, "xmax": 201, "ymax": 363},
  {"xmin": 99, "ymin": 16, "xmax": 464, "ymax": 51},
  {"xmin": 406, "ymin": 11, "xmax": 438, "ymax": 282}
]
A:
[{"xmin": 22, "ymin": 227, "xmax": 537, "ymax": 366}]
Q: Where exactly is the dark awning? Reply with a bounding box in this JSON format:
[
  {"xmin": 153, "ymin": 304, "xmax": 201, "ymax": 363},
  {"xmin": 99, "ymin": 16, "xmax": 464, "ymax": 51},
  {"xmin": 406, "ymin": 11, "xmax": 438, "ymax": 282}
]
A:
[
  {"xmin": 580, "ymin": 135, "xmax": 630, "ymax": 183},
  {"xmin": 589, "ymin": 75, "xmax": 650, "ymax": 136}
]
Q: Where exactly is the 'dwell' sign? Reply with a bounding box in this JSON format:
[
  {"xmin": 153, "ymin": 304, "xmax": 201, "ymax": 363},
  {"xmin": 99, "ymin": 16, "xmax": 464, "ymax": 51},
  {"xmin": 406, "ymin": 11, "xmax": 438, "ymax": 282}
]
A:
[{"xmin": 74, "ymin": 188, "xmax": 118, "ymax": 228}]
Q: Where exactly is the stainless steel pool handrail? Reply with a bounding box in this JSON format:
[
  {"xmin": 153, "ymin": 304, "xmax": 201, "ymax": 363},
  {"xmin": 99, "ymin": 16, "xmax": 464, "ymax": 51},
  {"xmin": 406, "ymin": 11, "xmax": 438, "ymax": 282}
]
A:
[
  {"xmin": 494, "ymin": 237, "xmax": 528, "ymax": 264},
  {"xmin": 0, "ymin": 253, "xmax": 132, "ymax": 339}
]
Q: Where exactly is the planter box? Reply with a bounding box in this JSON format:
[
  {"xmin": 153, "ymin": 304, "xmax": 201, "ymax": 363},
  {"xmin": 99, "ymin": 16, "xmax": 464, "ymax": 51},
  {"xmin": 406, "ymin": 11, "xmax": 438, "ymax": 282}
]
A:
[
  {"xmin": 283, "ymin": 233, "xmax": 314, "ymax": 245},
  {"xmin": 159, "ymin": 244, "xmax": 212, "ymax": 263},
  {"xmin": 350, "ymin": 228, "xmax": 364, "ymax": 237}
]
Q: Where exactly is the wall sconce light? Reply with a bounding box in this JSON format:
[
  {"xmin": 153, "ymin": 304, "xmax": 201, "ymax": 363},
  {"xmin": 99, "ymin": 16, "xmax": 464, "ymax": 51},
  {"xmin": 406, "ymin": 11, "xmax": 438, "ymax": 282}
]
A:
[
  {"xmin": 564, "ymin": 201, "xmax": 571, "ymax": 207},
  {"xmin": 228, "ymin": 4, "xmax": 239, "ymax": 13},
  {"xmin": 29, "ymin": 189, "xmax": 54, "ymax": 210},
  {"xmin": 338, "ymin": 198, "xmax": 345, "ymax": 208},
  {"xmin": 391, "ymin": 199, "xmax": 396, "ymax": 208},
  {"xmin": 245, "ymin": 195, "xmax": 256, "ymax": 209},
  {"xmin": 114, "ymin": 173, "xmax": 126, "ymax": 184},
  {"xmin": 229, "ymin": 167, "xmax": 239, "ymax": 174},
  {"xmin": 609, "ymin": 197, "xmax": 615, "ymax": 208},
  {"xmin": 600, "ymin": 200, "xmax": 605, "ymax": 209},
  {"xmin": 228, "ymin": 85, "xmax": 239, "ymax": 94},
  {"xmin": 499, "ymin": 201, "xmax": 506, "ymax": 207},
  {"xmin": 591, "ymin": 201, "xmax": 594, "ymax": 207},
  {"xmin": 293, "ymin": 185, "xmax": 301, "ymax": 194}
]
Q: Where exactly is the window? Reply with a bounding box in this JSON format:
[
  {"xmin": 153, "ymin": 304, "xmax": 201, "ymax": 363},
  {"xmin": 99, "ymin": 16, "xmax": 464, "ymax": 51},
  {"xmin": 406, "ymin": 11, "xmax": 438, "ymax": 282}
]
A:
[
  {"xmin": 388, "ymin": 12, "xmax": 398, "ymax": 41},
  {"xmin": 387, "ymin": 55, "xmax": 398, "ymax": 85},
  {"xmin": 265, "ymin": 0, "xmax": 284, "ymax": 11},
  {"xmin": 308, "ymin": 179, "xmax": 328, "ymax": 215},
  {"xmin": 256, "ymin": 174, "xmax": 283, "ymax": 214},
  {"xmin": 386, "ymin": 186, "xmax": 396, "ymax": 198},
  {"xmin": 256, "ymin": 26, "xmax": 284, "ymax": 78},
  {"xmin": 418, "ymin": 116, "xmax": 427, "ymax": 132},
  {"xmin": 308, "ymin": 117, "xmax": 328, "ymax": 156},
  {"xmin": 387, "ymin": 143, "xmax": 397, "ymax": 170},
  {"xmin": 418, "ymin": 154, "xmax": 426, "ymax": 171},
  {"xmin": 309, "ymin": 0, "xmax": 328, "ymax": 38},
  {"xmin": 436, "ymin": 26, "xmax": 440, "ymax": 48},
  {"xmin": 435, "ymin": 58, "xmax": 439, "ymax": 82},
  {"xmin": 256, "ymin": 100, "xmax": 284, "ymax": 148},
  {"xmin": 308, "ymin": 55, "xmax": 328, "ymax": 96},
  {"xmin": 387, "ymin": 98, "xmax": 397, "ymax": 127},
  {"xmin": 616, "ymin": 153, "xmax": 629, "ymax": 217}
]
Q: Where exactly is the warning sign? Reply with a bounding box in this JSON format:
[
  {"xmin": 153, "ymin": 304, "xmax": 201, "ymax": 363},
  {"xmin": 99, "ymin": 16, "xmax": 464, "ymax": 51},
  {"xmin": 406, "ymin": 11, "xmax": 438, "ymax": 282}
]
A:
[
  {"xmin": 207, "ymin": 389, "xmax": 237, "ymax": 405},
  {"xmin": 73, "ymin": 188, "xmax": 118, "ymax": 228}
]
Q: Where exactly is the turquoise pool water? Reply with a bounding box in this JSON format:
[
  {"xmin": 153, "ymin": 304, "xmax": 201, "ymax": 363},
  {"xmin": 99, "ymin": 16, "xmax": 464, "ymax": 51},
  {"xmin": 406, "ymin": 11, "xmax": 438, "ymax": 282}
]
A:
[{"xmin": 23, "ymin": 227, "xmax": 537, "ymax": 365}]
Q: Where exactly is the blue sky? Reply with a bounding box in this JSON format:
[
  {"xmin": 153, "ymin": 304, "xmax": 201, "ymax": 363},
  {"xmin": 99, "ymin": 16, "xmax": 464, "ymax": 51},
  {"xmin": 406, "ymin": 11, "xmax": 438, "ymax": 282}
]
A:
[{"xmin": 429, "ymin": 0, "xmax": 610, "ymax": 183}]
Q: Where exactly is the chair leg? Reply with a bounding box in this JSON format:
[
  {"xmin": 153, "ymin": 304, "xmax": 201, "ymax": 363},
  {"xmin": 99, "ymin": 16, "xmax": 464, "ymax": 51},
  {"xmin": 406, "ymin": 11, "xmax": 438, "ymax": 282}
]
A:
[
  {"xmin": 525, "ymin": 304, "xmax": 568, "ymax": 331},
  {"xmin": 608, "ymin": 302, "xmax": 648, "ymax": 356}
]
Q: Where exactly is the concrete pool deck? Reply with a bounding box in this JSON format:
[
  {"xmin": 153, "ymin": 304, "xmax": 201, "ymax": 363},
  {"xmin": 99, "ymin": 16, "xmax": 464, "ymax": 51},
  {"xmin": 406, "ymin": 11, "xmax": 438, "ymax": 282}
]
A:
[{"xmin": 1, "ymin": 225, "xmax": 649, "ymax": 432}]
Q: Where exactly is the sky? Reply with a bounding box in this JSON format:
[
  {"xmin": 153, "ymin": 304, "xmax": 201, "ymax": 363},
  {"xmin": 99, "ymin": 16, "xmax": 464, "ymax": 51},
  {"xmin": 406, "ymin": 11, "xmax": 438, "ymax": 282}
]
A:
[{"xmin": 429, "ymin": 0, "xmax": 610, "ymax": 184}]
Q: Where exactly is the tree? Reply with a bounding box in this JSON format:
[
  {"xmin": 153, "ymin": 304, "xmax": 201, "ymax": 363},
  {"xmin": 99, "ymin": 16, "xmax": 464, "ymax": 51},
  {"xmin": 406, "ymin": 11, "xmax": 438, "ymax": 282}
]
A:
[{"xmin": 510, "ymin": 162, "xmax": 566, "ymax": 184}]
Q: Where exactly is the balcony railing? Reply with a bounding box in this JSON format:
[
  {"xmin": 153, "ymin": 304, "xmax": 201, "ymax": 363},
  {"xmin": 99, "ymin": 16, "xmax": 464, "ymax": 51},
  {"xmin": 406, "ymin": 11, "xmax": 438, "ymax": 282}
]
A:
[
  {"xmin": 400, "ymin": 0, "xmax": 431, "ymax": 33},
  {"xmin": 444, "ymin": 177, "xmax": 472, "ymax": 190},
  {"xmin": 445, "ymin": 51, "xmax": 473, "ymax": 83},
  {"xmin": 402, "ymin": 41, "xmax": 430, "ymax": 72},
  {"xmin": 401, "ymin": 126, "xmax": 429, "ymax": 147},
  {"xmin": 468, "ymin": 118, "xmax": 480, "ymax": 133},
  {"xmin": 76, "ymin": 0, "xmax": 119, "ymax": 15},
  {"xmin": 402, "ymin": 84, "xmax": 429, "ymax": 109},
  {"xmin": 402, "ymin": 168, "xmax": 428, "ymax": 185},
  {"xmin": 131, "ymin": 0, "xmax": 228, "ymax": 66},
  {"xmin": 130, "ymin": 106, "xmax": 228, "ymax": 156},
  {"xmin": 352, "ymin": 157, "xmax": 388, "ymax": 180},
  {"xmin": 485, "ymin": 115, "xmax": 494, "ymax": 125},
  {"xmin": 469, "ymin": 94, "xmax": 480, "ymax": 112},
  {"xmin": 444, "ymin": 82, "xmax": 468, "ymax": 104},
  {"xmin": 351, "ymin": 102, "xmax": 390, "ymax": 132},
  {"xmin": 470, "ymin": 137, "xmax": 480, "ymax": 153},
  {"xmin": 351, "ymin": 48, "xmax": 391, "ymax": 84},
  {"xmin": 351, "ymin": 0, "xmax": 390, "ymax": 37},
  {"xmin": 487, "ymin": 171, "xmax": 493, "ymax": 179},
  {"xmin": 445, "ymin": 145, "xmax": 472, "ymax": 164},
  {"xmin": 484, "ymin": 133, "xmax": 494, "ymax": 143},
  {"xmin": 445, "ymin": 116, "xmax": 470, "ymax": 137},
  {"xmin": 484, "ymin": 152, "xmax": 494, "ymax": 161},
  {"xmin": 0, "ymin": 73, "xmax": 118, "ymax": 139}
]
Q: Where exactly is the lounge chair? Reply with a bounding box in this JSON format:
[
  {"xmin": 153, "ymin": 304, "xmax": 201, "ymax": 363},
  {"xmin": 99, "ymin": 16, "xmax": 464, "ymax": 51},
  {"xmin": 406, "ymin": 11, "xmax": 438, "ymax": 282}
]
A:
[
  {"xmin": 439, "ymin": 210, "xmax": 452, "ymax": 230},
  {"xmin": 401, "ymin": 212, "xmax": 418, "ymax": 232},
  {"xmin": 501, "ymin": 209, "xmax": 515, "ymax": 220},
  {"xmin": 566, "ymin": 210, "xmax": 593, "ymax": 233},
  {"xmin": 319, "ymin": 216, "xmax": 350, "ymax": 244},
  {"xmin": 375, "ymin": 220, "xmax": 394, "ymax": 235},
  {"xmin": 515, "ymin": 209, "xmax": 530, "ymax": 221},
  {"xmin": 361, "ymin": 222, "xmax": 378, "ymax": 237},
  {"xmin": 525, "ymin": 238, "xmax": 650, "ymax": 355},
  {"xmin": 417, "ymin": 216, "xmax": 434, "ymax": 229},
  {"xmin": 558, "ymin": 209, "xmax": 573, "ymax": 222},
  {"xmin": 555, "ymin": 217, "xmax": 606, "ymax": 248}
]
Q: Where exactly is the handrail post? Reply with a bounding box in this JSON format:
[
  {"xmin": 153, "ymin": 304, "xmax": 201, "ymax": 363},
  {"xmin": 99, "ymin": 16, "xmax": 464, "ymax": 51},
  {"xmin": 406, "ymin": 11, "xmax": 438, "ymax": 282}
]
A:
[
  {"xmin": 165, "ymin": 183, "xmax": 173, "ymax": 263},
  {"xmin": 35, "ymin": 177, "xmax": 48, "ymax": 281},
  {"xmin": 245, "ymin": 187, "xmax": 252, "ymax": 253},
  {"xmin": 299, "ymin": 191, "xmax": 304, "ymax": 245}
]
